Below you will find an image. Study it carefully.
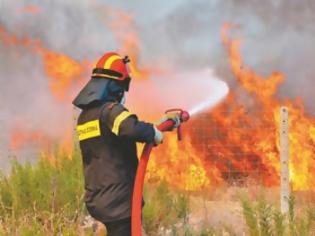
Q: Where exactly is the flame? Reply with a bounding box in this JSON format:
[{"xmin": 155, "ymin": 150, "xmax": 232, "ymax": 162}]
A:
[
  {"xmin": 0, "ymin": 26, "xmax": 89, "ymax": 101},
  {"xmin": 1, "ymin": 25, "xmax": 85, "ymax": 156},
  {"xmin": 147, "ymin": 134, "xmax": 222, "ymax": 191},
  {"xmin": 216, "ymin": 24, "xmax": 315, "ymax": 190},
  {"xmin": 140, "ymin": 24, "xmax": 315, "ymax": 192},
  {"xmin": 2, "ymin": 9, "xmax": 315, "ymax": 192},
  {"xmin": 41, "ymin": 50, "xmax": 86, "ymax": 101}
]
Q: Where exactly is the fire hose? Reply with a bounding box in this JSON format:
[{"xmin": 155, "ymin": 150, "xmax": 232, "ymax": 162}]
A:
[{"xmin": 131, "ymin": 109, "xmax": 190, "ymax": 236}]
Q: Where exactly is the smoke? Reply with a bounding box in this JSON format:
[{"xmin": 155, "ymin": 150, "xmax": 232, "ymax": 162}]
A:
[
  {"xmin": 154, "ymin": 0, "xmax": 315, "ymax": 110},
  {"xmin": 126, "ymin": 69, "xmax": 229, "ymax": 118},
  {"xmin": 0, "ymin": 0, "xmax": 314, "ymax": 168}
]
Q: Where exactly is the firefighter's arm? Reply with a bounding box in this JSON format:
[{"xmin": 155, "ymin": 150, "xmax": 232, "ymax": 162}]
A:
[
  {"xmin": 117, "ymin": 114, "xmax": 155, "ymax": 142},
  {"xmin": 102, "ymin": 103, "xmax": 161, "ymax": 144}
]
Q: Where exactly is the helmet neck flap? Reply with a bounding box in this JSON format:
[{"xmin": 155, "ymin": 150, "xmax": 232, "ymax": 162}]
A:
[{"xmin": 72, "ymin": 78, "xmax": 125, "ymax": 109}]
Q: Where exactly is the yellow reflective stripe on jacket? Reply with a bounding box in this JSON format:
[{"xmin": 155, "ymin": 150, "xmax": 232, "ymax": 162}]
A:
[
  {"xmin": 112, "ymin": 111, "xmax": 132, "ymax": 135},
  {"xmin": 77, "ymin": 120, "xmax": 101, "ymax": 141}
]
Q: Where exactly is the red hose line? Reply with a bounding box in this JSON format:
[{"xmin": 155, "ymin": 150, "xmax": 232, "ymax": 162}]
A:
[{"xmin": 131, "ymin": 120, "xmax": 175, "ymax": 236}]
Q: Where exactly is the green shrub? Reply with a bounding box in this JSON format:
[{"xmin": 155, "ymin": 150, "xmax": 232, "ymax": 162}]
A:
[
  {"xmin": 242, "ymin": 195, "xmax": 315, "ymax": 236},
  {"xmin": 273, "ymin": 209, "xmax": 285, "ymax": 236},
  {"xmin": 242, "ymin": 197, "xmax": 259, "ymax": 236},
  {"xmin": 0, "ymin": 147, "xmax": 86, "ymax": 235}
]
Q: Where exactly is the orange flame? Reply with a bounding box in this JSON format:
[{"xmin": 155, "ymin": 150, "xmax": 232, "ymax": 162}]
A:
[
  {"xmin": 140, "ymin": 24, "xmax": 315, "ymax": 192},
  {"xmin": 41, "ymin": 51, "xmax": 86, "ymax": 101},
  {"xmin": 0, "ymin": 25, "xmax": 89, "ymax": 101},
  {"xmin": 1, "ymin": 25, "xmax": 83, "ymax": 156},
  {"xmin": 216, "ymin": 23, "xmax": 315, "ymax": 190},
  {"xmin": 2, "ymin": 12, "xmax": 315, "ymax": 191}
]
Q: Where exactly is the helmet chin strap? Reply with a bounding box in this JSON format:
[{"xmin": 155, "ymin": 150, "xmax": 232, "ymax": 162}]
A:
[{"xmin": 120, "ymin": 93, "xmax": 126, "ymax": 105}]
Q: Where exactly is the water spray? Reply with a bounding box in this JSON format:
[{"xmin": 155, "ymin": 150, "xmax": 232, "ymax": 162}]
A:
[{"xmin": 188, "ymin": 78, "xmax": 229, "ymax": 116}]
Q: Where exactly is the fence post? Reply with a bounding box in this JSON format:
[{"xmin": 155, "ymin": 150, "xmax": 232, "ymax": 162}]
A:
[{"xmin": 280, "ymin": 106, "xmax": 290, "ymax": 214}]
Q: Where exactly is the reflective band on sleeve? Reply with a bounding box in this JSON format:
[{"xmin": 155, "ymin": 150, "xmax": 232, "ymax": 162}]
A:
[
  {"xmin": 104, "ymin": 55, "xmax": 121, "ymax": 69},
  {"xmin": 112, "ymin": 111, "xmax": 132, "ymax": 135},
  {"xmin": 77, "ymin": 120, "xmax": 101, "ymax": 141}
]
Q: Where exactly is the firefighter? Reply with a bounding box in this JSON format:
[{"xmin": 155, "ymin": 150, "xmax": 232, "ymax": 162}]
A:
[{"xmin": 72, "ymin": 52, "xmax": 180, "ymax": 236}]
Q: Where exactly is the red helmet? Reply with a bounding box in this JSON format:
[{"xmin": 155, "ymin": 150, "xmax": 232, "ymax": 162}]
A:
[{"xmin": 92, "ymin": 52, "xmax": 131, "ymax": 91}]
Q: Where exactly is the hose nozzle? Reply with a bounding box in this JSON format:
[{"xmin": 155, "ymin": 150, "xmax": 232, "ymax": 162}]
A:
[
  {"xmin": 165, "ymin": 108, "xmax": 190, "ymax": 122},
  {"xmin": 165, "ymin": 108, "xmax": 190, "ymax": 141}
]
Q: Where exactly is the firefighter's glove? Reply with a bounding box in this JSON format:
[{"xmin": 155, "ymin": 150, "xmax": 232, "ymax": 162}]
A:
[
  {"xmin": 157, "ymin": 113, "xmax": 181, "ymax": 131},
  {"xmin": 153, "ymin": 126, "xmax": 163, "ymax": 146}
]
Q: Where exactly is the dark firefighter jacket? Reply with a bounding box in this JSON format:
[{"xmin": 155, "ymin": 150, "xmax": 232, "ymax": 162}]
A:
[{"xmin": 76, "ymin": 102, "xmax": 155, "ymax": 223}]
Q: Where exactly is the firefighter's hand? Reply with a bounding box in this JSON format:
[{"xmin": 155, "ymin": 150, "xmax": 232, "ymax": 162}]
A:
[
  {"xmin": 153, "ymin": 126, "xmax": 163, "ymax": 146},
  {"xmin": 157, "ymin": 113, "xmax": 181, "ymax": 131}
]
